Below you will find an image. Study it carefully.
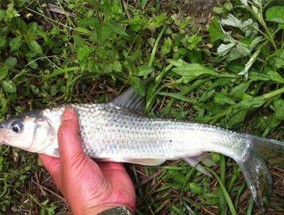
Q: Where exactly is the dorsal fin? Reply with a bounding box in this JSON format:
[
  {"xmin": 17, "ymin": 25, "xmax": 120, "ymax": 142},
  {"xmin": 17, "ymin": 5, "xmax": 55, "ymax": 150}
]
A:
[{"xmin": 111, "ymin": 86, "xmax": 145, "ymax": 113}]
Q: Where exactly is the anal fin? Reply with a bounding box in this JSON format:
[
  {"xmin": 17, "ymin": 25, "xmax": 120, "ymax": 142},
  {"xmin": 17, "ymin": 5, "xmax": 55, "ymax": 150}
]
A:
[
  {"xmin": 184, "ymin": 153, "xmax": 215, "ymax": 177},
  {"xmin": 125, "ymin": 158, "xmax": 165, "ymax": 166}
]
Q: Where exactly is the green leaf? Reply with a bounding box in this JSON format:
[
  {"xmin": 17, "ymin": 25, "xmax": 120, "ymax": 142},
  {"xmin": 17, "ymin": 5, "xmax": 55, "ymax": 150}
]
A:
[
  {"xmin": 0, "ymin": 9, "xmax": 5, "ymax": 21},
  {"xmin": 227, "ymin": 43, "xmax": 250, "ymax": 61},
  {"xmin": 229, "ymin": 109, "xmax": 248, "ymax": 127},
  {"xmin": 130, "ymin": 76, "xmax": 145, "ymax": 96},
  {"xmin": 186, "ymin": 35, "xmax": 202, "ymax": 50},
  {"xmin": 136, "ymin": 65, "xmax": 154, "ymax": 76},
  {"xmin": 73, "ymin": 35, "xmax": 86, "ymax": 47},
  {"xmin": 5, "ymin": 57, "xmax": 17, "ymax": 68},
  {"xmin": 112, "ymin": 61, "xmax": 122, "ymax": 72},
  {"xmin": 111, "ymin": 24, "xmax": 128, "ymax": 37},
  {"xmin": 75, "ymin": 27, "xmax": 90, "ymax": 35},
  {"xmin": 266, "ymin": 69, "xmax": 284, "ymax": 84},
  {"xmin": 266, "ymin": 6, "xmax": 284, "ymax": 23},
  {"xmin": 279, "ymin": 23, "xmax": 284, "ymax": 29},
  {"xmin": 230, "ymin": 82, "xmax": 251, "ymax": 99},
  {"xmin": 270, "ymin": 49, "xmax": 284, "ymax": 69},
  {"xmin": 171, "ymin": 59, "xmax": 218, "ymax": 82},
  {"xmin": 213, "ymin": 7, "xmax": 223, "ymax": 14},
  {"xmin": 161, "ymin": 37, "xmax": 172, "ymax": 55},
  {"xmin": 28, "ymin": 40, "xmax": 43, "ymax": 54},
  {"xmin": 0, "ymin": 36, "xmax": 6, "ymax": 47},
  {"xmin": 0, "ymin": 93, "xmax": 8, "ymax": 114},
  {"xmin": 77, "ymin": 45, "xmax": 91, "ymax": 64},
  {"xmin": 272, "ymin": 100, "xmax": 284, "ymax": 121},
  {"xmin": 79, "ymin": 17, "xmax": 99, "ymax": 27},
  {"xmin": 189, "ymin": 183, "xmax": 203, "ymax": 195},
  {"xmin": 214, "ymin": 93, "xmax": 235, "ymax": 105},
  {"xmin": 209, "ymin": 17, "xmax": 224, "ymax": 43},
  {"xmin": 9, "ymin": 36, "xmax": 22, "ymax": 51},
  {"xmin": 2, "ymin": 80, "xmax": 17, "ymax": 93},
  {"xmin": 0, "ymin": 66, "xmax": 8, "ymax": 80}
]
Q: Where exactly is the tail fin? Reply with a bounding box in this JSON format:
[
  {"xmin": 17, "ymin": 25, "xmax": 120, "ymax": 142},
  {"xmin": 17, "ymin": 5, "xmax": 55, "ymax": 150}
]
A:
[{"xmin": 238, "ymin": 135, "xmax": 284, "ymax": 212}]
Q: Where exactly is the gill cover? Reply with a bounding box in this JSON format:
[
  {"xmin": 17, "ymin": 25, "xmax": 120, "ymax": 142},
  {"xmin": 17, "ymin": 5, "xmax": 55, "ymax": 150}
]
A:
[{"xmin": 0, "ymin": 111, "xmax": 56, "ymax": 155}]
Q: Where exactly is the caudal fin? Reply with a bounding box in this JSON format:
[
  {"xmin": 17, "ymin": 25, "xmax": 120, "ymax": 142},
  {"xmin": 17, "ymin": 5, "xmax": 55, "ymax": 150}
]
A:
[{"xmin": 238, "ymin": 135, "xmax": 284, "ymax": 212}]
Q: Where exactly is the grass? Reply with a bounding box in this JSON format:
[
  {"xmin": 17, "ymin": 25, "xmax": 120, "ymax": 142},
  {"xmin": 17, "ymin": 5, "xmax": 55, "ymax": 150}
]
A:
[{"xmin": 0, "ymin": 0, "xmax": 284, "ymax": 214}]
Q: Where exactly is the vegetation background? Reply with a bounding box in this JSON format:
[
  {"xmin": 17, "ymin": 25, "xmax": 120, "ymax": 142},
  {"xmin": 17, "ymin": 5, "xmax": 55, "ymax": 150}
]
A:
[{"xmin": 0, "ymin": 0, "xmax": 283, "ymax": 214}]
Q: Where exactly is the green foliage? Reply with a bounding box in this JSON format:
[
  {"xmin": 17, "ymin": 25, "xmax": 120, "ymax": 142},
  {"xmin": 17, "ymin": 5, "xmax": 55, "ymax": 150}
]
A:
[{"xmin": 0, "ymin": 0, "xmax": 283, "ymax": 214}]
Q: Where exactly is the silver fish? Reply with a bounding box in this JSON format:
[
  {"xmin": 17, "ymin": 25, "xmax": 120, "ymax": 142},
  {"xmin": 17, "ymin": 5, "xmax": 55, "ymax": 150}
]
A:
[{"xmin": 0, "ymin": 86, "xmax": 283, "ymax": 212}]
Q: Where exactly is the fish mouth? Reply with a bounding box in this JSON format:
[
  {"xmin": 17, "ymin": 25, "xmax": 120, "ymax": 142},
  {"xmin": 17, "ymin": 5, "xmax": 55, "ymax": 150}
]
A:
[{"xmin": 0, "ymin": 123, "xmax": 8, "ymax": 145}]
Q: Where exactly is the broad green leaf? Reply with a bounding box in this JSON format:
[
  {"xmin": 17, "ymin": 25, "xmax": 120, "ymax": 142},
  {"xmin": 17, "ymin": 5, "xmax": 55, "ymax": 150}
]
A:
[
  {"xmin": 0, "ymin": 93, "xmax": 7, "ymax": 114},
  {"xmin": 111, "ymin": 24, "xmax": 128, "ymax": 37},
  {"xmin": 238, "ymin": 97, "xmax": 265, "ymax": 109},
  {"xmin": 17, "ymin": 18, "xmax": 28, "ymax": 34},
  {"xmin": 136, "ymin": 65, "xmax": 154, "ymax": 76},
  {"xmin": 101, "ymin": 24, "xmax": 114, "ymax": 41},
  {"xmin": 208, "ymin": 18, "xmax": 224, "ymax": 43},
  {"xmin": 147, "ymin": 13, "xmax": 166, "ymax": 32},
  {"xmin": 239, "ymin": 49, "xmax": 261, "ymax": 78},
  {"xmin": 161, "ymin": 37, "xmax": 172, "ymax": 55},
  {"xmin": 266, "ymin": 69, "xmax": 284, "ymax": 84},
  {"xmin": 112, "ymin": 61, "xmax": 122, "ymax": 72},
  {"xmin": 0, "ymin": 66, "xmax": 8, "ymax": 80},
  {"xmin": 266, "ymin": 6, "xmax": 284, "ymax": 23},
  {"xmin": 5, "ymin": 57, "xmax": 17, "ymax": 68},
  {"xmin": 28, "ymin": 40, "xmax": 43, "ymax": 54},
  {"xmin": 79, "ymin": 17, "xmax": 99, "ymax": 27},
  {"xmin": 199, "ymin": 89, "xmax": 215, "ymax": 102},
  {"xmin": 0, "ymin": 36, "xmax": 6, "ymax": 47},
  {"xmin": 0, "ymin": 9, "xmax": 5, "ymax": 21},
  {"xmin": 250, "ymin": 72, "xmax": 270, "ymax": 81},
  {"xmin": 217, "ymin": 43, "xmax": 235, "ymax": 57},
  {"xmin": 130, "ymin": 76, "xmax": 145, "ymax": 96},
  {"xmin": 189, "ymin": 183, "xmax": 203, "ymax": 195},
  {"xmin": 224, "ymin": 3, "xmax": 233, "ymax": 11},
  {"xmin": 75, "ymin": 27, "xmax": 90, "ymax": 35},
  {"xmin": 213, "ymin": 7, "xmax": 223, "ymax": 14},
  {"xmin": 214, "ymin": 93, "xmax": 235, "ymax": 105},
  {"xmin": 229, "ymin": 109, "xmax": 248, "ymax": 127},
  {"xmin": 2, "ymin": 80, "xmax": 17, "ymax": 93},
  {"xmin": 77, "ymin": 45, "xmax": 91, "ymax": 64},
  {"xmin": 270, "ymin": 49, "xmax": 284, "ymax": 69},
  {"xmin": 186, "ymin": 35, "xmax": 202, "ymax": 50},
  {"xmin": 27, "ymin": 58, "xmax": 38, "ymax": 69},
  {"xmin": 230, "ymin": 82, "xmax": 251, "ymax": 99},
  {"xmin": 221, "ymin": 14, "xmax": 242, "ymax": 28},
  {"xmin": 272, "ymin": 100, "xmax": 284, "ymax": 121},
  {"xmin": 9, "ymin": 36, "xmax": 22, "ymax": 51},
  {"xmin": 240, "ymin": 0, "xmax": 248, "ymax": 6},
  {"xmin": 227, "ymin": 43, "xmax": 250, "ymax": 62},
  {"xmin": 279, "ymin": 23, "xmax": 284, "ymax": 29},
  {"xmin": 171, "ymin": 59, "xmax": 218, "ymax": 78},
  {"xmin": 28, "ymin": 22, "xmax": 38, "ymax": 33},
  {"xmin": 73, "ymin": 35, "xmax": 86, "ymax": 47}
]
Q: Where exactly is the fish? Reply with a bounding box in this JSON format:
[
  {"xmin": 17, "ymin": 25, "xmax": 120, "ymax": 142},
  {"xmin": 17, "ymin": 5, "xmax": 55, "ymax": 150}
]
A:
[{"xmin": 0, "ymin": 85, "xmax": 283, "ymax": 212}]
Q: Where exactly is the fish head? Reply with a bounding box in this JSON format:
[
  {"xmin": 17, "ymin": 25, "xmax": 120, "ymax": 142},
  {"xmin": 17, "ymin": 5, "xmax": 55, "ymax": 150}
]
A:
[{"xmin": 0, "ymin": 111, "xmax": 58, "ymax": 156}]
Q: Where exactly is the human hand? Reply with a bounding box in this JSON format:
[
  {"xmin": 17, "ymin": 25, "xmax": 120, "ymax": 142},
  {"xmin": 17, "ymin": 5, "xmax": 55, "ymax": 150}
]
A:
[{"xmin": 39, "ymin": 109, "xmax": 136, "ymax": 215}]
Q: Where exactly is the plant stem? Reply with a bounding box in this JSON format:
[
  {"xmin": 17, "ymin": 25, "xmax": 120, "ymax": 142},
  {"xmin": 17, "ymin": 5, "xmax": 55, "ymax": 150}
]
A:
[
  {"xmin": 248, "ymin": 3, "xmax": 277, "ymax": 50},
  {"xmin": 148, "ymin": 26, "xmax": 167, "ymax": 67}
]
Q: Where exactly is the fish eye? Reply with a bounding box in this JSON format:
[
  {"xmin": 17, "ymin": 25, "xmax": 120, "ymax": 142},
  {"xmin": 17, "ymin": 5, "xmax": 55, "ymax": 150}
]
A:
[{"xmin": 10, "ymin": 121, "xmax": 24, "ymax": 133}]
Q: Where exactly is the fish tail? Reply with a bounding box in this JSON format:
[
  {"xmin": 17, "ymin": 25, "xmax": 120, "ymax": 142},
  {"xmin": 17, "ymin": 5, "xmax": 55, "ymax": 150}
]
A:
[{"xmin": 237, "ymin": 135, "xmax": 284, "ymax": 212}]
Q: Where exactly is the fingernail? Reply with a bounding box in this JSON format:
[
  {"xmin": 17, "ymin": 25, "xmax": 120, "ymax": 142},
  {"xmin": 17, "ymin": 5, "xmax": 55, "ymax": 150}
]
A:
[{"xmin": 62, "ymin": 109, "xmax": 75, "ymax": 121}]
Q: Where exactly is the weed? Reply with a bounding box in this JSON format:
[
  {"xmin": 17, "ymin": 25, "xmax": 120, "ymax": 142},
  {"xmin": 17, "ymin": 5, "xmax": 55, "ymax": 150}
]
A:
[{"xmin": 0, "ymin": 0, "xmax": 283, "ymax": 214}]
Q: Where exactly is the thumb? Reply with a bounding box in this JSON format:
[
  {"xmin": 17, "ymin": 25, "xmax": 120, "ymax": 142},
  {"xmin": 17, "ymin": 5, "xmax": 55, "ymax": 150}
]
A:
[{"xmin": 58, "ymin": 109, "xmax": 86, "ymax": 167}]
